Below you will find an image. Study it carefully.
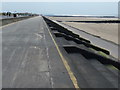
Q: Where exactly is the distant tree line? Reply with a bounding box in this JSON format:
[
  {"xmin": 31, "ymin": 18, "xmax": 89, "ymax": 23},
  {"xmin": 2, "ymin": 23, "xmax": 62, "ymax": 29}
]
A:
[{"xmin": 1, "ymin": 12, "xmax": 39, "ymax": 17}]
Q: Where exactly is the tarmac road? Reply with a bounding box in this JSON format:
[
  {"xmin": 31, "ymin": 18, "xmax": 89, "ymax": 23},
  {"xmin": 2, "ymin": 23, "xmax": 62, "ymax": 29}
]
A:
[
  {"xmin": 2, "ymin": 16, "xmax": 74, "ymax": 88},
  {"xmin": 1, "ymin": 16, "xmax": 119, "ymax": 89}
]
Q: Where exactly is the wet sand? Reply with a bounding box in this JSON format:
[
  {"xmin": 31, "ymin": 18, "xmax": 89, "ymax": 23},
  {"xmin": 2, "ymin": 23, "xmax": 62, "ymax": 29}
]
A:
[{"xmin": 48, "ymin": 16, "xmax": 118, "ymax": 44}]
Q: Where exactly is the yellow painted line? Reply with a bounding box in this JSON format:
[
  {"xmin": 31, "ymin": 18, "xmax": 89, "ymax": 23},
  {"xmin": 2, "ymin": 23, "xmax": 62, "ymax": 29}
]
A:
[
  {"xmin": 44, "ymin": 20, "xmax": 80, "ymax": 89},
  {"xmin": 0, "ymin": 18, "xmax": 27, "ymax": 29},
  {"xmin": 0, "ymin": 21, "xmax": 19, "ymax": 29},
  {"xmin": 0, "ymin": 16, "xmax": 38, "ymax": 29}
]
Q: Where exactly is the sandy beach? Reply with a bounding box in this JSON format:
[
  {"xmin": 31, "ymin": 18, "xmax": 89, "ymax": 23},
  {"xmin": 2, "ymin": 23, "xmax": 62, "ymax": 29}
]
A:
[{"xmin": 48, "ymin": 16, "xmax": 118, "ymax": 44}]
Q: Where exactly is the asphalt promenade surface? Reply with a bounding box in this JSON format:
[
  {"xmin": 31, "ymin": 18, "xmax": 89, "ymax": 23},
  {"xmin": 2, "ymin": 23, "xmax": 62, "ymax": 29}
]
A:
[
  {"xmin": 2, "ymin": 16, "xmax": 74, "ymax": 88},
  {"xmin": 1, "ymin": 16, "xmax": 119, "ymax": 89}
]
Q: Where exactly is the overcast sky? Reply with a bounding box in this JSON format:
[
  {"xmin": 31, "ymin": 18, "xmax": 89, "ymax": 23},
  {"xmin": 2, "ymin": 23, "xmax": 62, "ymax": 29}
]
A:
[
  {"xmin": 2, "ymin": 2, "xmax": 118, "ymax": 16},
  {"xmin": 1, "ymin": 0, "xmax": 119, "ymax": 2}
]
